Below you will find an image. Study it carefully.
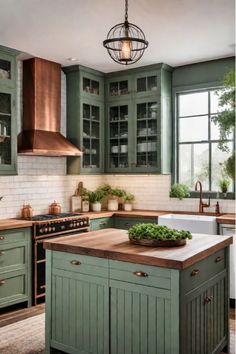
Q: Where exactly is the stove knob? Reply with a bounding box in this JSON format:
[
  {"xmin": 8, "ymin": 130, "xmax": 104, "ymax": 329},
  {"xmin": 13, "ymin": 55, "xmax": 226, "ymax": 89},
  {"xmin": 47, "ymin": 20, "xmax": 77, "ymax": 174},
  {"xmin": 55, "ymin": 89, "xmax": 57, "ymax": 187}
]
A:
[
  {"xmin": 69, "ymin": 223, "xmax": 73, "ymax": 227},
  {"xmin": 61, "ymin": 225, "xmax": 65, "ymax": 230},
  {"xmin": 83, "ymin": 220, "xmax": 87, "ymax": 225},
  {"xmin": 52, "ymin": 227, "xmax": 56, "ymax": 232},
  {"xmin": 80, "ymin": 221, "xmax": 84, "ymax": 226},
  {"xmin": 48, "ymin": 227, "xmax": 51, "ymax": 232},
  {"xmin": 39, "ymin": 228, "xmax": 43, "ymax": 233},
  {"xmin": 76, "ymin": 222, "xmax": 80, "ymax": 227},
  {"xmin": 44, "ymin": 228, "xmax": 48, "ymax": 233}
]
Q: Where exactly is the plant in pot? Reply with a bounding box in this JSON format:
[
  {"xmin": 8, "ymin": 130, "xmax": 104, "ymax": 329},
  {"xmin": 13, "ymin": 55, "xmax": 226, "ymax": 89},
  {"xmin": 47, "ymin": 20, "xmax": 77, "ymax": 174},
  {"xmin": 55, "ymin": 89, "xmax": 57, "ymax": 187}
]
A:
[
  {"xmin": 123, "ymin": 193, "xmax": 135, "ymax": 211},
  {"xmin": 87, "ymin": 190, "xmax": 104, "ymax": 212},
  {"xmin": 169, "ymin": 184, "xmax": 190, "ymax": 200},
  {"xmin": 107, "ymin": 187, "xmax": 126, "ymax": 211},
  {"xmin": 218, "ymin": 178, "xmax": 230, "ymax": 198}
]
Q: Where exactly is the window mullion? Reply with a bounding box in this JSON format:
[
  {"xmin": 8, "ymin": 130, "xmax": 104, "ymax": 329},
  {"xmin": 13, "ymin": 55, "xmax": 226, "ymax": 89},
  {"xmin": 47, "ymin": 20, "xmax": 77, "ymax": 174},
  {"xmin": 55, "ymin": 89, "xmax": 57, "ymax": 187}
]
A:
[{"xmin": 208, "ymin": 90, "xmax": 211, "ymax": 191}]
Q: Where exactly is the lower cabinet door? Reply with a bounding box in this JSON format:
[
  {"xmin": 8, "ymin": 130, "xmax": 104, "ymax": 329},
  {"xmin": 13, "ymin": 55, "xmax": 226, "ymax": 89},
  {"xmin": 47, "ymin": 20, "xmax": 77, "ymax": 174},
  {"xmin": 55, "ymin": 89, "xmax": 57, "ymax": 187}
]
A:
[
  {"xmin": 182, "ymin": 271, "xmax": 227, "ymax": 354},
  {"xmin": 110, "ymin": 279, "xmax": 171, "ymax": 354},
  {"xmin": 0, "ymin": 271, "xmax": 28, "ymax": 307},
  {"xmin": 114, "ymin": 217, "xmax": 157, "ymax": 230},
  {"xmin": 51, "ymin": 268, "xmax": 109, "ymax": 354},
  {"xmin": 90, "ymin": 217, "xmax": 114, "ymax": 231}
]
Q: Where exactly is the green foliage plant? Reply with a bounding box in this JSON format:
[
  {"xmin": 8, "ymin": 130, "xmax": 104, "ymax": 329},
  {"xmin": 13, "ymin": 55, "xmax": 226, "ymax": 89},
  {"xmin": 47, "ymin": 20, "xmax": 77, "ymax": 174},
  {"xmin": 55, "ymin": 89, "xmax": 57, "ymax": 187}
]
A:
[
  {"xmin": 169, "ymin": 184, "xmax": 190, "ymax": 200},
  {"xmin": 128, "ymin": 223, "xmax": 192, "ymax": 241},
  {"xmin": 124, "ymin": 193, "xmax": 135, "ymax": 203},
  {"xmin": 218, "ymin": 178, "xmax": 230, "ymax": 193},
  {"xmin": 87, "ymin": 190, "xmax": 104, "ymax": 203}
]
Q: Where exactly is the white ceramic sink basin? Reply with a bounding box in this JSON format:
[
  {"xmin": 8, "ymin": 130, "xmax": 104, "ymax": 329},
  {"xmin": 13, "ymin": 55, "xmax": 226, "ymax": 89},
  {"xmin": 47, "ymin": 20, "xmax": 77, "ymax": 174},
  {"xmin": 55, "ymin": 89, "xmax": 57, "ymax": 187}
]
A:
[{"xmin": 158, "ymin": 214, "xmax": 217, "ymax": 234}]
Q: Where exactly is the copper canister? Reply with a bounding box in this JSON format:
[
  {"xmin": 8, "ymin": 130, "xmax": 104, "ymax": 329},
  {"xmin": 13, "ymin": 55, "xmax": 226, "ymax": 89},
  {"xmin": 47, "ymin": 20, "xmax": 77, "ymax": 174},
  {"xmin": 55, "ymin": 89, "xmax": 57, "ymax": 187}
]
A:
[
  {"xmin": 49, "ymin": 201, "xmax": 61, "ymax": 215},
  {"xmin": 21, "ymin": 204, "xmax": 33, "ymax": 219}
]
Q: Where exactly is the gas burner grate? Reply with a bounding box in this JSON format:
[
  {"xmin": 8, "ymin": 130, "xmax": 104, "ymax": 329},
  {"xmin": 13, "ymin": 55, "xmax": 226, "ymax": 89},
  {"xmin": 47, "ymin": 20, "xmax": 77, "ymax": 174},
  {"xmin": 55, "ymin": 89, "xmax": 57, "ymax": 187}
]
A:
[{"xmin": 21, "ymin": 212, "xmax": 81, "ymax": 221}]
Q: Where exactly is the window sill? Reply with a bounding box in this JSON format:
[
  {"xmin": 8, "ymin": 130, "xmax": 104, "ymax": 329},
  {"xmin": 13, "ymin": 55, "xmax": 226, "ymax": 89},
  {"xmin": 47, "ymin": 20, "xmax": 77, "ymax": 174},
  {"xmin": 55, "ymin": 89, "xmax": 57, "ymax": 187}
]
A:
[{"xmin": 189, "ymin": 191, "xmax": 235, "ymax": 200}]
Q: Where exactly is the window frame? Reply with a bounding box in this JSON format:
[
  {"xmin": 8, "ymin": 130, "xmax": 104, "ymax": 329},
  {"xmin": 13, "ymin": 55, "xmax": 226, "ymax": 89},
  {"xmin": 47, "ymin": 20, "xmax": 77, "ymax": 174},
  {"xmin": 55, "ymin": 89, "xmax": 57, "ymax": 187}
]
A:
[{"xmin": 174, "ymin": 87, "xmax": 235, "ymax": 199}]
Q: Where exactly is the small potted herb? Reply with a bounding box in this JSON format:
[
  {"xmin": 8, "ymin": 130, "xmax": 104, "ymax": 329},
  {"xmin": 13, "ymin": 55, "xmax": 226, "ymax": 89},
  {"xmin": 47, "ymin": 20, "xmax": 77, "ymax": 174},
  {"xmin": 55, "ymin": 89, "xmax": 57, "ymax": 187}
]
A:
[
  {"xmin": 87, "ymin": 190, "xmax": 104, "ymax": 212},
  {"xmin": 218, "ymin": 178, "xmax": 230, "ymax": 198},
  {"xmin": 128, "ymin": 223, "xmax": 192, "ymax": 247},
  {"xmin": 169, "ymin": 184, "xmax": 190, "ymax": 200},
  {"xmin": 107, "ymin": 187, "xmax": 126, "ymax": 211},
  {"xmin": 123, "ymin": 193, "xmax": 135, "ymax": 211}
]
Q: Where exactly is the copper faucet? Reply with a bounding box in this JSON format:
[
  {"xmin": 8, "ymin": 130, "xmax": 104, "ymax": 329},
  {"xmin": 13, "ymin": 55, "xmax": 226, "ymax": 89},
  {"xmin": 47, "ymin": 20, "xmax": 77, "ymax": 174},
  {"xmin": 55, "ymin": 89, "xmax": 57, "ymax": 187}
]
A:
[{"xmin": 195, "ymin": 180, "xmax": 210, "ymax": 213}]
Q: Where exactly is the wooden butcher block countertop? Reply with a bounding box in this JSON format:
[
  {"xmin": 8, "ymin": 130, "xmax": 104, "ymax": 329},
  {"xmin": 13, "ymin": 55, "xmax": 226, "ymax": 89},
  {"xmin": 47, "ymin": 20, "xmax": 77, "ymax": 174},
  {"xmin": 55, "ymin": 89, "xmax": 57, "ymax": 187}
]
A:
[
  {"xmin": 0, "ymin": 219, "xmax": 33, "ymax": 231},
  {"xmin": 44, "ymin": 228, "xmax": 233, "ymax": 270}
]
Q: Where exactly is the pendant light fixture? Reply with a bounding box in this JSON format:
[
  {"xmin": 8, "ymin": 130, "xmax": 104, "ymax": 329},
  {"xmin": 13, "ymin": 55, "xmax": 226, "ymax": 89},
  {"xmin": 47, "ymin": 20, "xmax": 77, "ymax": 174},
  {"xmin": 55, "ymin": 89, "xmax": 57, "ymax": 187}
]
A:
[{"xmin": 103, "ymin": 0, "xmax": 148, "ymax": 65}]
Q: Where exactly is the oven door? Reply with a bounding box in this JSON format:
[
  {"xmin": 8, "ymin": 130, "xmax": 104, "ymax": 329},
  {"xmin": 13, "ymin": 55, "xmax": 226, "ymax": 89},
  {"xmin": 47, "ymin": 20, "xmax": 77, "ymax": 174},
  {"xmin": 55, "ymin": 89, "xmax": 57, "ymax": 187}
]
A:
[{"xmin": 34, "ymin": 229, "xmax": 88, "ymax": 304}]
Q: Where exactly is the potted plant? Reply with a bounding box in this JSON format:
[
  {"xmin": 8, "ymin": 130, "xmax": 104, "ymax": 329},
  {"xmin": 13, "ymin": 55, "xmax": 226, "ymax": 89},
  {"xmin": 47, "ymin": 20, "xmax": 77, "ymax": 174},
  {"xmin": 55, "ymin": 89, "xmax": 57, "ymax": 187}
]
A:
[
  {"xmin": 87, "ymin": 190, "xmax": 104, "ymax": 212},
  {"xmin": 107, "ymin": 187, "xmax": 126, "ymax": 211},
  {"xmin": 218, "ymin": 178, "xmax": 230, "ymax": 197},
  {"xmin": 169, "ymin": 184, "xmax": 190, "ymax": 200},
  {"xmin": 123, "ymin": 193, "xmax": 135, "ymax": 211}
]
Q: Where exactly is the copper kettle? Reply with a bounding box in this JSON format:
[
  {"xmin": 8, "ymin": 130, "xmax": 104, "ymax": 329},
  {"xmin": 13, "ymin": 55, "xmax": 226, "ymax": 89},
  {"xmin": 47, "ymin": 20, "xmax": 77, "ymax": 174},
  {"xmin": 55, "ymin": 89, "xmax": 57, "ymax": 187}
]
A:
[
  {"xmin": 49, "ymin": 201, "xmax": 61, "ymax": 215},
  {"xmin": 21, "ymin": 204, "xmax": 33, "ymax": 219}
]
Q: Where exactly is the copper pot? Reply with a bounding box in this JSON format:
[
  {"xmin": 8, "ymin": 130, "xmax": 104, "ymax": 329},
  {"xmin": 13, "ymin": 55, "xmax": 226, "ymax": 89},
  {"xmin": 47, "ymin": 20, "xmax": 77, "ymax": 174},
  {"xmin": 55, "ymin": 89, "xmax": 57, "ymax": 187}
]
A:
[
  {"xmin": 21, "ymin": 204, "xmax": 33, "ymax": 219},
  {"xmin": 49, "ymin": 201, "xmax": 61, "ymax": 215}
]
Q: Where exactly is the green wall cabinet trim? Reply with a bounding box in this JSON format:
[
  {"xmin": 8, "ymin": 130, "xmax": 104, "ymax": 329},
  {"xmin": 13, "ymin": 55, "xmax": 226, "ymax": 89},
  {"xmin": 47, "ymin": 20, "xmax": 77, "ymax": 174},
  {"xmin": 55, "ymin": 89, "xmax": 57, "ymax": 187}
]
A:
[
  {"xmin": 0, "ymin": 227, "xmax": 32, "ymax": 308},
  {"xmin": 45, "ymin": 246, "xmax": 229, "ymax": 354}
]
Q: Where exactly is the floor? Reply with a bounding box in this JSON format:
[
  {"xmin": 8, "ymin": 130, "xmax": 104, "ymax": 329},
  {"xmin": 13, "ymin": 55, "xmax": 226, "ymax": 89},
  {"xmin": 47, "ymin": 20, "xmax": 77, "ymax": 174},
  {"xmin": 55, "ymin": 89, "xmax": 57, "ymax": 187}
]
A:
[{"xmin": 0, "ymin": 304, "xmax": 235, "ymax": 353}]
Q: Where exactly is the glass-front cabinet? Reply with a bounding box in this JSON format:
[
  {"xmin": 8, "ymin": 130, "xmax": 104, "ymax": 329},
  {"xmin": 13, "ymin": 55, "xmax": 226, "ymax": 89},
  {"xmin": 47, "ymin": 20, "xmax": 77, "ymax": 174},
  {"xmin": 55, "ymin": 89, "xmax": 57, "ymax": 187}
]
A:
[
  {"xmin": 106, "ymin": 64, "xmax": 172, "ymax": 173},
  {"xmin": 0, "ymin": 47, "xmax": 18, "ymax": 175},
  {"xmin": 108, "ymin": 102, "xmax": 130, "ymax": 171},
  {"xmin": 64, "ymin": 65, "xmax": 104, "ymax": 174}
]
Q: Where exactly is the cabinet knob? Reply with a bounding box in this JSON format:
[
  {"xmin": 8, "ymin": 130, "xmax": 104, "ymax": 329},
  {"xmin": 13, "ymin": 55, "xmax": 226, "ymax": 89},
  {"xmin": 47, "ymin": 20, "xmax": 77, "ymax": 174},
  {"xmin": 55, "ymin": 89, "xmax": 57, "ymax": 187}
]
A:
[
  {"xmin": 191, "ymin": 269, "xmax": 200, "ymax": 276},
  {"xmin": 0, "ymin": 236, "xmax": 5, "ymax": 241},
  {"xmin": 70, "ymin": 260, "xmax": 81, "ymax": 266},
  {"xmin": 204, "ymin": 295, "xmax": 213, "ymax": 304},
  {"xmin": 99, "ymin": 222, "xmax": 107, "ymax": 226},
  {"xmin": 133, "ymin": 271, "xmax": 148, "ymax": 277},
  {"xmin": 215, "ymin": 256, "xmax": 223, "ymax": 263},
  {"xmin": 0, "ymin": 251, "xmax": 5, "ymax": 256},
  {"xmin": 0, "ymin": 280, "xmax": 5, "ymax": 286}
]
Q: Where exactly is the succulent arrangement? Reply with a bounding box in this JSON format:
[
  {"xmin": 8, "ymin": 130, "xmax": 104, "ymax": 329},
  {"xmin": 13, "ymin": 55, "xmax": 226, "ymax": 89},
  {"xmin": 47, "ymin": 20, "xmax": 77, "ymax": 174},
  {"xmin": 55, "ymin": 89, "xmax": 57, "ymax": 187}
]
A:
[{"xmin": 128, "ymin": 223, "xmax": 192, "ymax": 241}]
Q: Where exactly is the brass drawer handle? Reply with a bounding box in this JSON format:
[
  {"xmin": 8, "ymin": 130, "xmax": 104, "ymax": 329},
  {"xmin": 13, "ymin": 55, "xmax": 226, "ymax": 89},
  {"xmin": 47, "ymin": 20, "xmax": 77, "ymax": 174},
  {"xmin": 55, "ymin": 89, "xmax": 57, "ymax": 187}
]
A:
[
  {"xmin": 204, "ymin": 295, "xmax": 213, "ymax": 304},
  {"xmin": 40, "ymin": 285, "xmax": 46, "ymax": 290},
  {"xmin": 133, "ymin": 271, "xmax": 148, "ymax": 277},
  {"xmin": 191, "ymin": 269, "xmax": 200, "ymax": 276},
  {"xmin": 99, "ymin": 222, "xmax": 107, "ymax": 226},
  {"xmin": 0, "ymin": 280, "xmax": 5, "ymax": 286},
  {"xmin": 0, "ymin": 236, "xmax": 5, "ymax": 241},
  {"xmin": 0, "ymin": 251, "xmax": 5, "ymax": 256},
  {"xmin": 215, "ymin": 256, "xmax": 223, "ymax": 263},
  {"xmin": 70, "ymin": 260, "xmax": 81, "ymax": 266}
]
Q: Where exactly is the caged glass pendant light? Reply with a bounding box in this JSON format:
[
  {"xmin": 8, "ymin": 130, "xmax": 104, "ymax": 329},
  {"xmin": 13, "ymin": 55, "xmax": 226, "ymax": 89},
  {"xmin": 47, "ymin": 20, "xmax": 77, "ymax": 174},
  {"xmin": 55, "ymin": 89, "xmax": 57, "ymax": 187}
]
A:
[{"xmin": 103, "ymin": 0, "xmax": 148, "ymax": 65}]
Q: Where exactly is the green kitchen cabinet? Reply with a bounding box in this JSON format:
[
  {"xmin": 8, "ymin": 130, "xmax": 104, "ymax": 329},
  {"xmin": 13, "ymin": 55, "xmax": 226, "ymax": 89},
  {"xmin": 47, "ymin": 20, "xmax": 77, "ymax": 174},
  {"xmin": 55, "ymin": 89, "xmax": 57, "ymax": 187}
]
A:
[
  {"xmin": 105, "ymin": 64, "xmax": 172, "ymax": 173},
  {"xmin": 90, "ymin": 217, "xmax": 114, "ymax": 231},
  {"xmin": 0, "ymin": 46, "xmax": 19, "ymax": 175},
  {"xmin": 63, "ymin": 65, "xmax": 105, "ymax": 174},
  {"xmin": 0, "ymin": 227, "xmax": 32, "ymax": 308},
  {"xmin": 45, "ymin": 245, "xmax": 229, "ymax": 354},
  {"xmin": 114, "ymin": 216, "xmax": 157, "ymax": 229}
]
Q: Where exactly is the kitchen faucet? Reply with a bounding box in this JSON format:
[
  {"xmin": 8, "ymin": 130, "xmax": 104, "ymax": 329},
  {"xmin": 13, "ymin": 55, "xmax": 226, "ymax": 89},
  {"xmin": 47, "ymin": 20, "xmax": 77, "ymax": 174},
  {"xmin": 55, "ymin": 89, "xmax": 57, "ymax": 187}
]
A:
[{"xmin": 195, "ymin": 180, "xmax": 210, "ymax": 213}]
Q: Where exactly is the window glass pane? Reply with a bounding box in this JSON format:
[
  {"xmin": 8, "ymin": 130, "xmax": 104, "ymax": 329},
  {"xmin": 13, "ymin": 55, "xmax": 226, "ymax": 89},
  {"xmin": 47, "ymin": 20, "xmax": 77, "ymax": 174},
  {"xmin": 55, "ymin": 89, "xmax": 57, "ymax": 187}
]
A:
[
  {"xmin": 210, "ymin": 115, "xmax": 233, "ymax": 141},
  {"xmin": 179, "ymin": 116, "xmax": 208, "ymax": 142},
  {"xmin": 179, "ymin": 143, "xmax": 209, "ymax": 190},
  {"xmin": 210, "ymin": 90, "xmax": 225, "ymax": 113},
  {"xmin": 211, "ymin": 142, "xmax": 233, "ymax": 192},
  {"xmin": 179, "ymin": 92, "xmax": 208, "ymax": 117}
]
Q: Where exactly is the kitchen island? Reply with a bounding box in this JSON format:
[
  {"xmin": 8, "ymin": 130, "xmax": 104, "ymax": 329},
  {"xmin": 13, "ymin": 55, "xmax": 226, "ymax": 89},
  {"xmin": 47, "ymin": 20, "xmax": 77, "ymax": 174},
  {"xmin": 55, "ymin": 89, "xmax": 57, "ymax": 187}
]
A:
[{"xmin": 44, "ymin": 229, "xmax": 232, "ymax": 354}]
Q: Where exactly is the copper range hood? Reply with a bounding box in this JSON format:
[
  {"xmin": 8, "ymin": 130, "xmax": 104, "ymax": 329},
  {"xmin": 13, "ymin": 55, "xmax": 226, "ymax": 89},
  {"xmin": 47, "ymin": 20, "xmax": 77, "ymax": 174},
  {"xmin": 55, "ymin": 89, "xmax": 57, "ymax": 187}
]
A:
[{"xmin": 18, "ymin": 57, "xmax": 82, "ymax": 156}]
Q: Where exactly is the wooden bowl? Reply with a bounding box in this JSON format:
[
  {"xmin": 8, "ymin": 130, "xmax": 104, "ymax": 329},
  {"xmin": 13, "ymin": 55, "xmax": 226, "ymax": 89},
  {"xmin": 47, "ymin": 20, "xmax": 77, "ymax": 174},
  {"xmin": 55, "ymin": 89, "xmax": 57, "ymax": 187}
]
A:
[{"xmin": 129, "ymin": 237, "xmax": 186, "ymax": 247}]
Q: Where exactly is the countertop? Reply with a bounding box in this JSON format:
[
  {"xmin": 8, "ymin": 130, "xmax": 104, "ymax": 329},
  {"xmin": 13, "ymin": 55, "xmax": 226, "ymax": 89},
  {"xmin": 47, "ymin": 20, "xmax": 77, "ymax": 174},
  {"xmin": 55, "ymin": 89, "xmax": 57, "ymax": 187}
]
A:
[
  {"xmin": 0, "ymin": 219, "xmax": 33, "ymax": 231},
  {"xmin": 43, "ymin": 228, "xmax": 233, "ymax": 269},
  {"xmin": 81, "ymin": 210, "xmax": 236, "ymax": 224}
]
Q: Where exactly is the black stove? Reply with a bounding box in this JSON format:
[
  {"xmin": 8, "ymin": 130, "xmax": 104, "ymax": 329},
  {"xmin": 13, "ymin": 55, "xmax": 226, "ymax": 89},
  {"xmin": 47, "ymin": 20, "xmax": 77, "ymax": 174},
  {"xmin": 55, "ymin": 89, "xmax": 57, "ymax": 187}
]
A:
[{"xmin": 22, "ymin": 212, "xmax": 81, "ymax": 221}]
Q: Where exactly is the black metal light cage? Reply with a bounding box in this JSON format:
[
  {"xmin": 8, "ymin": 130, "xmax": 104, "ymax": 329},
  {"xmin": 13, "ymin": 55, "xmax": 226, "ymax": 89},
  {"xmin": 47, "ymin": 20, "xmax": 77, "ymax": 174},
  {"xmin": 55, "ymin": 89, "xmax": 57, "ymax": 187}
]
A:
[{"xmin": 103, "ymin": 0, "xmax": 148, "ymax": 65}]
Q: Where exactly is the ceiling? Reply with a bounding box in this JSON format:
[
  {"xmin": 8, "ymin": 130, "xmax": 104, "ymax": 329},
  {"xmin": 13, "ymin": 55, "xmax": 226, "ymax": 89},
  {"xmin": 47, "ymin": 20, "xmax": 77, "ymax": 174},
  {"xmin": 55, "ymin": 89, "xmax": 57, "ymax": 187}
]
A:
[{"xmin": 0, "ymin": 0, "xmax": 234, "ymax": 72}]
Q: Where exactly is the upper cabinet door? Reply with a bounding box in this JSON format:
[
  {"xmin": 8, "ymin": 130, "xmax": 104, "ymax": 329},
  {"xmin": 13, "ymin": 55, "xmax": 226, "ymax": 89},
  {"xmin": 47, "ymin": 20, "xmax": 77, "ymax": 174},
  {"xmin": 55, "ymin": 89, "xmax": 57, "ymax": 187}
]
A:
[
  {"xmin": 133, "ymin": 70, "xmax": 160, "ymax": 98},
  {"xmin": 0, "ymin": 87, "xmax": 17, "ymax": 174},
  {"xmin": 0, "ymin": 52, "xmax": 16, "ymax": 89},
  {"xmin": 80, "ymin": 71, "xmax": 104, "ymax": 101},
  {"xmin": 106, "ymin": 75, "xmax": 131, "ymax": 101}
]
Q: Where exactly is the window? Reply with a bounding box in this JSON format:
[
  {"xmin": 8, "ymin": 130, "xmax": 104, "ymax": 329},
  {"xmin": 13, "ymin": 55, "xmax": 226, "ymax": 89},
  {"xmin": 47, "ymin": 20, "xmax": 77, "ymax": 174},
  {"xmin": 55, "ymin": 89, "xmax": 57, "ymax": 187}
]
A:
[{"xmin": 177, "ymin": 89, "xmax": 234, "ymax": 192}]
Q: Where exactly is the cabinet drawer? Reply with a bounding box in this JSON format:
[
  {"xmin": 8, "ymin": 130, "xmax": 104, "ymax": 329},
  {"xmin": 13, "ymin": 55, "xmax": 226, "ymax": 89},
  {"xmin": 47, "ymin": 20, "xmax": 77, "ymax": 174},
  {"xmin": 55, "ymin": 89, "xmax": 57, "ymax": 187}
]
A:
[
  {"xmin": 90, "ymin": 217, "xmax": 114, "ymax": 231},
  {"xmin": 52, "ymin": 251, "xmax": 109, "ymax": 278},
  {"xmin": 181, "ymin": 249, "xmax": 226, "ymax": 293},
  {"xmin": 0, "ymin": 228, "xmax": 29, "ymax": 244},
  {"xmin": 0, "ymin": 242, "xmax": 27, "ymax": 273},
  {"xmin": 0, "ymin": 271, "xmax": 27, "ymax": 305},
  {"xmin": 109, "ymin": 260, "xmax": 171, "ymax": 289},
  {"xmin": 114, "ymin": 217, "xmax": 157, "ymax": 230}
]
